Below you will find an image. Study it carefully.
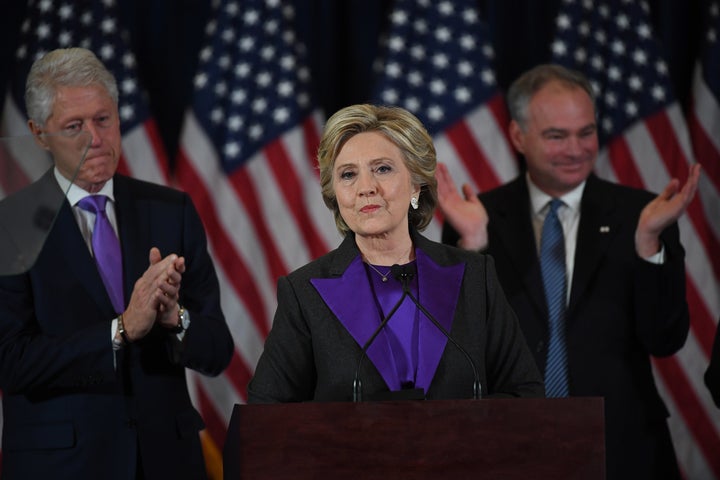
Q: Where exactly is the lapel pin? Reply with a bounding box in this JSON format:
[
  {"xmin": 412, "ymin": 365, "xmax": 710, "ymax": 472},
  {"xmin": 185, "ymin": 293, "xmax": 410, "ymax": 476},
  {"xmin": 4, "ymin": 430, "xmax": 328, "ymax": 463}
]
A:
[{"xmin": 599, "ymin": 226, "xmax": 610, "ymax": 233}]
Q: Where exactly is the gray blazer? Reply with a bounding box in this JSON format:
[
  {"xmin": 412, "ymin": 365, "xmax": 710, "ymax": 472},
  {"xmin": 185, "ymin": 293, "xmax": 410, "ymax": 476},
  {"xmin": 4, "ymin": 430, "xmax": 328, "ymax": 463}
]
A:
[{"xmin": 248, "ymin": 228, "xmax": 543, "ymax": 403}]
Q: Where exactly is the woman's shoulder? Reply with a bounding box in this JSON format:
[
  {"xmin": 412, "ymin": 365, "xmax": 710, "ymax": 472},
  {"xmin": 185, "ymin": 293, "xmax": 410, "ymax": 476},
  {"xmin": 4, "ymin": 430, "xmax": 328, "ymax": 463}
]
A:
[
  {"xmin": 283, "ymin": 243, "xmax": 354, "ymax": 284},
  {"xmin": 289, "ymin": 251, "xmax": 335, "ymax": 277},
  {"xmin": 415, "ymin": 234, "xmax": 491, "ymax": 268}
]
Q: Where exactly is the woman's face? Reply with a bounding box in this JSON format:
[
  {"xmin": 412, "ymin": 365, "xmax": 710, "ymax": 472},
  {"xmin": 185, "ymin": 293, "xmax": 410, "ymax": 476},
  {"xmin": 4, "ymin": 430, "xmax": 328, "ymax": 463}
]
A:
[{"xmin": 332, "ymin": 131, "xmax": 420, "ymax": 242}]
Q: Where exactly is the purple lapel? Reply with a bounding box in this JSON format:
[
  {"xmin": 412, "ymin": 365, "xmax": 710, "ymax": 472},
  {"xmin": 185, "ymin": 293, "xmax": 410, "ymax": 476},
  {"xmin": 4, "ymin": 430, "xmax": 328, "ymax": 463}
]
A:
[
  {"xmin": 310, "ymin": 250, "xmax": 466, "ymax": 394},
  {"xmin": 311, "ymin": 256, "xmax": 401, "ymax": 390},
  {"xmin": 414, "ymin": 250, "xmax": 464, "ymax": 392}
]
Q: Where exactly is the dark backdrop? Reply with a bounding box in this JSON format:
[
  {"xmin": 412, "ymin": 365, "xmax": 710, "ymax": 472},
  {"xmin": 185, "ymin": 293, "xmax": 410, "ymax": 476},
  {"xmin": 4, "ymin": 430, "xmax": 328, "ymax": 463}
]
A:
[{"xmin": 1, "ymin": 0, "xmax": 703, "ymax": 159}]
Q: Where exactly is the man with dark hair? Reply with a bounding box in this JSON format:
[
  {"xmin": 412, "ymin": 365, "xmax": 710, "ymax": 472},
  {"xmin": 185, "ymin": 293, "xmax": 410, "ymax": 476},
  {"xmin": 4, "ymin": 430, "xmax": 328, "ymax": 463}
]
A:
[{"xmin": 438, "ymin": 63, "xmax": 700, "ymax": 479}]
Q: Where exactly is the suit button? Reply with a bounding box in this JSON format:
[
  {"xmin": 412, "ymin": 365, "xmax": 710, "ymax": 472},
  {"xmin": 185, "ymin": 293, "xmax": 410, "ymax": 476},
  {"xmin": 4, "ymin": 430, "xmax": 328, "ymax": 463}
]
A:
[
  {"xmin": 535, "ymin": 340, "xmax": 545, "ymax": 353},
  {"xmin": 126, "ymin": 419, "xmax": 137, "ymax": 428}
]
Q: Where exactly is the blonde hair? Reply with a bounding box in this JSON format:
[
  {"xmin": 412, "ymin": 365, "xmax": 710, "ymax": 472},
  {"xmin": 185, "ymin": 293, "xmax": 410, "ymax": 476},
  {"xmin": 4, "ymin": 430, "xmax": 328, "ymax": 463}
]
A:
[{"xmin": 317, "ymin": 104, "xmax": 438, "ymax": 236}]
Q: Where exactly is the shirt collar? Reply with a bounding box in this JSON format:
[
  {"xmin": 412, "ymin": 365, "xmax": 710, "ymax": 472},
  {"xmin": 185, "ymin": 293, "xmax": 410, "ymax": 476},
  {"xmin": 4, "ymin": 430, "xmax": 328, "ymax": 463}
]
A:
[
  {"xmin": 526, "ymin": 171, "xmax": 585, "ymax": 216},
  {"xmin": 54, "ymin": 167, "xmax": 115, "ymax": 206}
]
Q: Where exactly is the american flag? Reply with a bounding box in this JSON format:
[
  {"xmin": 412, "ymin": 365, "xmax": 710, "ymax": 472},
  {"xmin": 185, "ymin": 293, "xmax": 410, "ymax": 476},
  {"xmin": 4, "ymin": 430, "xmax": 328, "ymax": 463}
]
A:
[
  {"xmin": 371, "ymin": 0, "xmax": 518, "ymax": 240},
  {"xmin": 175, "ymin": 0, "xmax": 340, "ymax": 469},
  {"xmin": 0, "ymin": 0, "xmax": 169, "ymax": 471},
  {"xmin": 687, "ymin": 2, "xmax": 720, "ymax": 474},
  {"xmin": 551, "ymin": 0, "xmax": 720, "ymax": 478},
  {"xmin": 689, "ymin": 3, "xmax": 720, "ymax": 272}
]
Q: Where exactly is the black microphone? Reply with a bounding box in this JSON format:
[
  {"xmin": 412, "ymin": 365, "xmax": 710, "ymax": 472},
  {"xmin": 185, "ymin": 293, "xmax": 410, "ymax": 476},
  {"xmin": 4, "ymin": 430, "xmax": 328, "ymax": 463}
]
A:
[
  {"xmin": 391, "ymin": 264, "xmax": 482, "ymax": 400},
  {"xmin": 352, "ymin": 285, "xmax": 409, "ymax": 402}
]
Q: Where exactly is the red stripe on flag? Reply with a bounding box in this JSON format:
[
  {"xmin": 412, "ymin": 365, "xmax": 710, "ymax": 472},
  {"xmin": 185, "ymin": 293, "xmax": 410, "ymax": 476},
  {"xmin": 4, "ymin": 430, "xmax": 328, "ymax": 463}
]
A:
[
  {"xmin": 0, "ymin": 142, "xmax": 31, "ymax": 195},
  {"xmin": 681, "ymin": 195, "xmax": 720, "ymax": 284},
  {"xmin": 117, "ymin": 121, "xmax": 171, "ymax": 182},
  {"xmin": 116, "ymin": 154, "xmax": 132, "ymax": 177},
  {"xmin": 487, "ymin": 93, "xmax": 512, "ymax": 147},
  {"xmin": 176, "ymin": 149, "xmax": 271, "ymax": 338},
  {"xmin": 264, "ymin": 137, "xmax": 330, "ymax": 259},
  {"xmin": 223, "ymin": 351, "xmax": 253, "ymax": 401},
  {"xmin": 644, "ymin": 112, "xmax": 720, "ymax": 283},
  {"xmin": 142, "ymin": 119, "xmax": 171, "ymax": 180},
  {"xmin": 654, "ymin": 355, "xmax": 720, "ymax": 479},
  {"xmin": 606, "ymin": 136, "xmax": 645, "ymax": 189},
  {"xmin": 445, "ymin": 120, "xmax": 501, "ymax": 192},
  {"xmin": 644, "ymin": 111, "xmax": 688, "ymax": 177},
  {"xmin": 688, "ymin": 110, "xmax": 720, "ymax": 193},
  {"xmin": 301, "ymin": 116, "xmax": 321, "ymax": 178},
  {"xmin": 686, "ymin": 276, "xmax": 717, "ymax": 358},
  {"xmin": 227, "ymin": 168, "xmax": 288, "ymax": 283},
  {"xmin": 197, "ymin": 384, "xmax": 230, "ymax": 452}
]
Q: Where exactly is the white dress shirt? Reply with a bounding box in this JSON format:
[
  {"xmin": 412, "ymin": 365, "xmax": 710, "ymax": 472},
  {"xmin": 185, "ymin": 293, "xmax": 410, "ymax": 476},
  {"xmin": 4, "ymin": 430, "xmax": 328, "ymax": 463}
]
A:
[{"xmin": 525, "ymin": 173, "xmax": 663, "ymax": 305}]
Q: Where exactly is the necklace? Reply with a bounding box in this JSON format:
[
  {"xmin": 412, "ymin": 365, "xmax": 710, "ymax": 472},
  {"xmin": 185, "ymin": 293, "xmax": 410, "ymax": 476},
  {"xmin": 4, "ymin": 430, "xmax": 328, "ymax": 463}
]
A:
[
  {"xmin": 364, "ymin": 246, "xmax": 413, "ymax": 283},
  {"xmin": 367, "ymin": 263, "xmax": 392, "ymax": 282}
]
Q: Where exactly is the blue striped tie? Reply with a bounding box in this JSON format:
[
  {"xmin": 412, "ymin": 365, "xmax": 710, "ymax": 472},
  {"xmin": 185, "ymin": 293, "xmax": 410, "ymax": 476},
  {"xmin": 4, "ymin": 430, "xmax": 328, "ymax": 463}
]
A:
[{"xmin": 540, "ymin": 198, "xmax": 569, "ymax": 397}]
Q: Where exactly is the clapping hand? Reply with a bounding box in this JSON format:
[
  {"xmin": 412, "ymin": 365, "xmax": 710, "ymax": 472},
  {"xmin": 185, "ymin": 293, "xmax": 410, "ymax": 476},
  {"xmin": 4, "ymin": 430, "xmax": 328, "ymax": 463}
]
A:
[
  {"xmin": 635, "ymin": 163, "xmax": 701, "ymax": 258},
  {"xmin": 121, "ymin": 248, "xmax": 185, "ymax": 340},
  {"xmin": 436, "ymin": 162, "xmax": 489, "ymax": 251}
]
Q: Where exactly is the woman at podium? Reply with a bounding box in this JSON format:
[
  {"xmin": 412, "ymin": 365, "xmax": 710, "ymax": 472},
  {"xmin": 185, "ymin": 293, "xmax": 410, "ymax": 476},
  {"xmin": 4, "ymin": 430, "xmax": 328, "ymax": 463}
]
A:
[{"xmin": 248, "ymin": 104, "xmax": 543, "ymax": 402}]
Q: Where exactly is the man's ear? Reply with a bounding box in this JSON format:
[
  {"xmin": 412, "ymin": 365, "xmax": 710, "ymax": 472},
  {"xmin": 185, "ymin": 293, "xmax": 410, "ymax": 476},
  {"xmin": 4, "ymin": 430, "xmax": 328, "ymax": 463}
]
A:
[
  {"xmin": 27, "ymin": 120, "xmax": 49, "ymax": 150},
  {"xmin": 508, "ymin": 120, "xmax": 525, "ymax": 155}
]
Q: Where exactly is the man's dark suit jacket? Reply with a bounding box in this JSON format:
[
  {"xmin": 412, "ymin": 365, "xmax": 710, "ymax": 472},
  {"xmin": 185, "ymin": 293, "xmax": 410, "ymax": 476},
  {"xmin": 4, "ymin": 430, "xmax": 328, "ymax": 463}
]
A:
[
  {"xmin": 0, "ymin": 171, "xmax": 234, "ymax": 480},
  {"xmin": 248, "ymin": 229, "xmax": 544, "ymax": 403},
  {"xmin": 443, "ymin": 173, "xmax": 689, "ymax": 480}
]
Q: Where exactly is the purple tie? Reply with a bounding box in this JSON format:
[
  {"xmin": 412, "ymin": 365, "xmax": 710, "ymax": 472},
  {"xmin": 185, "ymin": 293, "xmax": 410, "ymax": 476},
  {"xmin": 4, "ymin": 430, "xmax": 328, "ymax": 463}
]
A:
[{"xmin": 77, "ymin": 195, "xmax": 125, "ymax": 314}]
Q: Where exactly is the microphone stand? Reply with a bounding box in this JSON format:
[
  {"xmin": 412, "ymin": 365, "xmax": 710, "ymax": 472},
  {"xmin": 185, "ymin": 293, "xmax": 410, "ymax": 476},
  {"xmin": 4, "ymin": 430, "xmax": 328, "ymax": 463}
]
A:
[
  {"xmin": 352, "ymin": 289, "xmax": 408, "ymax": 402},
  {"xmin": 392, "ymin": 265, "xmax": 482, "ymax": 400}
]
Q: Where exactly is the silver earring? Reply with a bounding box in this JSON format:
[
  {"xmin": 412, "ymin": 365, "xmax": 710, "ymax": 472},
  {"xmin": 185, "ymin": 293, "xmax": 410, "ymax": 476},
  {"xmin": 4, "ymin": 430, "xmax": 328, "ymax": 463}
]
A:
[{"xmin": 410, "ymin": 197, "xmax": 419, "ymax": 210}]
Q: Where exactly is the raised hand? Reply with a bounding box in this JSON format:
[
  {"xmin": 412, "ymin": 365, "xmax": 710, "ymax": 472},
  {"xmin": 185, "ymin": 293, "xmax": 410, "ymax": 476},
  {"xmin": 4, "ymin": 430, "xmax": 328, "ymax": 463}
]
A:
[
  {"xmin": 635, "ymin": 163, "xmax": 701, "ymax": 258},
  {"xmin": 436, "ymin": 162, "xmax": 489, "ymax": 251}
]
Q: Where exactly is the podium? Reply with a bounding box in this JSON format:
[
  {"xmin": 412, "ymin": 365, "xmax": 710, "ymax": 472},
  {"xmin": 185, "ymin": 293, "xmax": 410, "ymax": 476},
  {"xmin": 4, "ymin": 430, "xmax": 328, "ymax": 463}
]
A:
[{"xmin": 223, "ymin": 397, "xmax": 605, "ymax": 479}]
